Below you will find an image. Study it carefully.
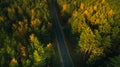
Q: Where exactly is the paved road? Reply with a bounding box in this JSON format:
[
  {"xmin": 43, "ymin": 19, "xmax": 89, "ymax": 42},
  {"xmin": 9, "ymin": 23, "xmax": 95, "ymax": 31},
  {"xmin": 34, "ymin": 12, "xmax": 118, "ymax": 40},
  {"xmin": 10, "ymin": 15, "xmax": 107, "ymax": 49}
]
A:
[{"xmin": 47, "ymin": 0, "xmax": 74, "ymax": 67}]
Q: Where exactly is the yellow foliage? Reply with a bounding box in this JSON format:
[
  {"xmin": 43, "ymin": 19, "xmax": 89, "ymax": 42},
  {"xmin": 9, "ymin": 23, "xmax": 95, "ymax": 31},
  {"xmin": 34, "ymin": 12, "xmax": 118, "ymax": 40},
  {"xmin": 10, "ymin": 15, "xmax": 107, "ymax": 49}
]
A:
[
  {"xmin": 47, "ymin": 22, "xmax": 52, "ymax": 28},
  {"xmin": 80, "ymin": 2, "xmax": 84, "ymax": 9},
  {"xmin": 109, "ymin": 9, "xmax": 114, "ymax": 15},
  {"xmin": 18, "ymin": 21, "xmax": 22, "ymax": 25},
  {"xmin": 18, "ymin": 21, "xmax": 24, "ymax": 32},
  {"xmin": 31, "ymin": 19, "xmax": 40, "ymax": 26},
  {"xmin": 88, "ymin": 48, "xmax": 103, "ymax": 62},
  {"xmin": 93, "ymin": 5, "xmax": 97, "ymax": 10},
  {"xmin": 96, "ymin": 19, "xmax": 100, "ymax": 24},
  {"xmin": 13, "ymin": 20, "xmax": 29, "ymax": 38},
  {"xmin": 83, "ymin": 10, "xmax": 89, "ymax": 15},
  {"xmin": 17, "ymin": 43, "xmax": 27, "ymax": 57},
  {"xmin": 47, "ymin": 43, "xmax": 52, "ymax": 48},
  {"xmin": 31, "ymin": 9, "xmax": 34, "ymax": 14},
  {"xmin": 31, "ymin": 9, "xmax": 35, "ymax": 20},
  {"xmin": 73, "ymin": 1, "xmax": 77, "ymax": 5},
  {"xmin": 7, "ymin": 7, "xmax": 15, "ymax": 20},
  {"xmin": 73, "ymin": 11, "xmax": 78, "ymax": 17},
  {"xmin": 29, "ymin": 33, "xmax": 35, "ymax": 42},
  {"xmin": 20, "ymin": 46, "xmax": 26, "ymax": 57},
  {"xmin": 0, "ymin": 16, "xmax": 4, "ymax": 21},
  {"xmin": 101, "ymin": 0, "xmax": 105, "ymax": 3},
  {"xmin": 7, "ymin": 7, "xmax": 12, "ymax": 12},
  {"xmin": 62, "ymin": 4, "xmax": 67, "ymax": 12},
  {"xmin": 11, "ymin": 58, "xmax": 18, "ymax": 64},
  {"xmin": 34, "ymin": 50, "xmax": 41, "ymax": 62},
  {"xmin": 9, "ymin": 58, "xmax": 18, "ymax": 67},
  {"xmin": 7, "ymin": 7, "xmax": 14, "ymax": 13}
]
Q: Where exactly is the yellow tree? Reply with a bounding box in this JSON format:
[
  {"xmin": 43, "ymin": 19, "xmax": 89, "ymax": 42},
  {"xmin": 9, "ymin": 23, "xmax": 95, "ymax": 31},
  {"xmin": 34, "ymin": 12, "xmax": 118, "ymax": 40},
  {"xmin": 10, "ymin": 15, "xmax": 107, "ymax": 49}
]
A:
[{"xmin": 68, "ymin": 0, "xmax": 120, "ymax": 66}]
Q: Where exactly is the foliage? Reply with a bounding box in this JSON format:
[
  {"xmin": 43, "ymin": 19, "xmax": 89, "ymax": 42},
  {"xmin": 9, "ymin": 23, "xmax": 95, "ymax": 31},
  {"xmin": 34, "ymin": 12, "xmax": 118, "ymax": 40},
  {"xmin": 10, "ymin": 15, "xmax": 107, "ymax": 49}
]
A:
[
  {"xmin": 0, "ymin": 0, "xmax": 120, "ymax": 67},
  {"xmin": 78, "ymin": 28, "xmax": 104, "ymax": 64},
  {"xmin": 57, "ymin": 0, "xmax": 120, "ymax": 66},
  {"xmin": 29, "ymin": 34, "xmax": 46, "ymax": 66},
  {"xmin": 107, "ymin": 55, "xmax": 120, "ymax": 67},
  {"xmin": 0, "ymin": 0, "xmax": 57, "ymax": 67}
]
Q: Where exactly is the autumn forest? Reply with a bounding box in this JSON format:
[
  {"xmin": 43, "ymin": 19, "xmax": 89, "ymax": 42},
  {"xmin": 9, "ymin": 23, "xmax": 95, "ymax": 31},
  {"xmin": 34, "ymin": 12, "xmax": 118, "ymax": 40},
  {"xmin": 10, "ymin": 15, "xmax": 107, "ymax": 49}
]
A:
[{"xmin": 0, "ymin": 0, "xmax": 120, "ymax": 67}]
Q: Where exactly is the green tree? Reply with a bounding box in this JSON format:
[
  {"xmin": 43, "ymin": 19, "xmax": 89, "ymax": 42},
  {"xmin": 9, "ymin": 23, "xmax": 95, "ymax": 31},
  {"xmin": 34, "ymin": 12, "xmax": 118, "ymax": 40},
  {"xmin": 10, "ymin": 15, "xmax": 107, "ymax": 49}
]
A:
[
  {"xmin": 78, "ymin": 27, "xmax": 103, "ymax": 66},
  {"xmin": 0, "ymin": 0, "xmax": 56, "ymax": 66},
  {"xmin": 62, "ymin": 0, "xmax": 120, "ymax": 66},
  {"xmin": 107, "ymin": 55, "xmax": 120, "ymax": 67},
  {"xmin": 28, "ymin": 33, "xmax": 46, "ymax": 66}
]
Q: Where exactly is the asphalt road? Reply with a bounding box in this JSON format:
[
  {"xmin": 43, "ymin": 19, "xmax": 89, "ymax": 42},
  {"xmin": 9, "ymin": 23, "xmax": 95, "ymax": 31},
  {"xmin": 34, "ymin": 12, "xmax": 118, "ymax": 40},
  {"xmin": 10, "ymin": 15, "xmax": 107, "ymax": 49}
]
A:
[{"xmin": 47, "ymin": 0, "xmax": 74, "ymax": 67}]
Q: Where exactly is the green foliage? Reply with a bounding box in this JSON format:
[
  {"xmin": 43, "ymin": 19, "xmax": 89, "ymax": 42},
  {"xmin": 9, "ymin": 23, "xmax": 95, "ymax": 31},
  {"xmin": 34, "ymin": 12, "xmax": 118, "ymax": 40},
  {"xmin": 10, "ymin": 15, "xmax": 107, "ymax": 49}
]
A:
[
  {"xmin": 0, "ymin": 0, "xmax": 57, "ymax": 67},
  {"xmin": 107, "ymin": 55, "xmax": 120, "ymax": 67},
  {"xmin": 0, "ymin": 36, "xmax": 17, "ymax": 66},
  {"xmin": 57, "ymin": 0, "xmax": 120, "ymax": 66},
  {"xmin": 1, "ymin": 0, "xmax": 120, "ymax": 67},
  {"xmin": 28, "ymin": 34, "xmax": 46, "ymax": 66},
  {"xmin": 79, "ymin": 27, "xmax": 103, "ymax": 64},
  {"xmin": 9, "ymin": 58, "xmax": 18, "ymax": 67}
]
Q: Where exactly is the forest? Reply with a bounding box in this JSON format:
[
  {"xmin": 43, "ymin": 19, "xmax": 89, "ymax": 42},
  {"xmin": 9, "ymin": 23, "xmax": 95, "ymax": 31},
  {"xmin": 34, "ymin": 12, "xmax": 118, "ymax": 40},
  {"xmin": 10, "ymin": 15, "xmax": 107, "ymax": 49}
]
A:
[{"xmin": 0, "ymin": 0, "xmax": 120, "ymax": 67}]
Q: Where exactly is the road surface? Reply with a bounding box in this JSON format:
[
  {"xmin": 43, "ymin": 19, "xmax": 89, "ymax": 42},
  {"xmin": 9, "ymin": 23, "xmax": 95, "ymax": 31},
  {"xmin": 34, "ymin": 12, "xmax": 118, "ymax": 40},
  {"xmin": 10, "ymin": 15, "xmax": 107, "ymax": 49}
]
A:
[{"xmin": 47, "ymin": 0, "xmax": 74, "ymax": 67}]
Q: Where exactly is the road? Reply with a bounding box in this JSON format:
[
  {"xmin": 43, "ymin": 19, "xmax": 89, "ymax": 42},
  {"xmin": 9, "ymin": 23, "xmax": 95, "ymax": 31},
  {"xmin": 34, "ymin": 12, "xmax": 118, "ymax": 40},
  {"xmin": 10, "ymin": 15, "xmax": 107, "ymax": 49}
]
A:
[{"xmin": 47, "ymin": 0, "xmax": 74, "ymax": 67}]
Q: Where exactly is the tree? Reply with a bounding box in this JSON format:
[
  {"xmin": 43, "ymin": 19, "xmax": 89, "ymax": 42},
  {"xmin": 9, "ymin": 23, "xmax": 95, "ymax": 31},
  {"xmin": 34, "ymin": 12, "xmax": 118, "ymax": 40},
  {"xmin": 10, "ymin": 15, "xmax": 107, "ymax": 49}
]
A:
[
  {"xmin": 0, "ymin": 0, "xmax": 56, "ymax": 66},
  {"xmin": 60, "ymin": 0, "xmax": 120, "ymax": 66},
  {"xmin": 107, "ymin": 55, "xmax": 120, "ymax": 67},
  {"xmin": 78, "ymin": 27, "xmax": 103, "ymax": 66},
  {"xmin": 28, "ymin": 33, "xmax": 46, "ymax": 66}
]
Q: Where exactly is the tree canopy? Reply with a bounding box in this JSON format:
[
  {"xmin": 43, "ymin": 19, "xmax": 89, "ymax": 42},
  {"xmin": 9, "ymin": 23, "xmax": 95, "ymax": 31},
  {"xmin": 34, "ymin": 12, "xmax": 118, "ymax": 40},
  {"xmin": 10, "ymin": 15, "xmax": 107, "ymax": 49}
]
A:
[{"xmin": 57, "ymin": 0, "xmax": 120, "ymax": 67}]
